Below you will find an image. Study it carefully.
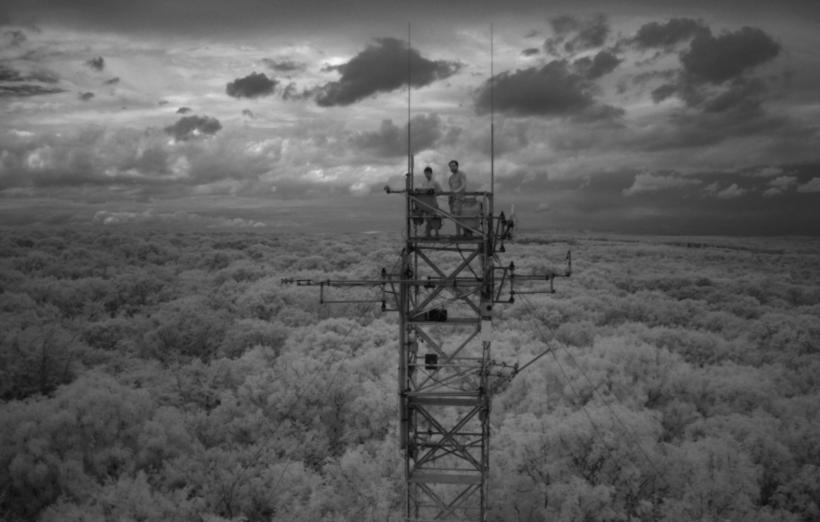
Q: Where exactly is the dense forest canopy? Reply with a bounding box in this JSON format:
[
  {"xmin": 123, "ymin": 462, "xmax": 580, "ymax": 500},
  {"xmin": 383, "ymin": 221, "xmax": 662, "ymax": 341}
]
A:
[{"xmin": 1, "ymin": 226, "xmax": 818, "ymax": 521}]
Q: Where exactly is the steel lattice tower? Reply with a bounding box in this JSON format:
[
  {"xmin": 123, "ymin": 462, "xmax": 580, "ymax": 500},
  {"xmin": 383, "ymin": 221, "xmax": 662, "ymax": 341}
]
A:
[
  {"xmin": 286, "ymin": 165, "xmax": 569, "ymax": 521},
  {"xmin": 385, "ymin": 171, "xmax": 502, "ymax": 522},
  {"xmin": 284, "ymin": 27, "xmax": 565, "ymax": 521}
]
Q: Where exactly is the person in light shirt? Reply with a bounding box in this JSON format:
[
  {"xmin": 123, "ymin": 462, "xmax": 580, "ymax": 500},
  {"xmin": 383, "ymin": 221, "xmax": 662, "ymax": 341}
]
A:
[{"xmin": 447, "ymin": 160, "xmax": 467, "ymax": 236}]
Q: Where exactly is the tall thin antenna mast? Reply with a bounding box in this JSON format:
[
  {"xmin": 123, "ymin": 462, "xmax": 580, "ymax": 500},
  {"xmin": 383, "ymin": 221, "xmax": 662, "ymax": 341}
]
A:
[
  {"xmin": 490, "ymin": 23, "xmax": 495, "ymax": 196},
  {"xmin": 407, "ymin": 23, "xmax": 413, "ymax": 181}
]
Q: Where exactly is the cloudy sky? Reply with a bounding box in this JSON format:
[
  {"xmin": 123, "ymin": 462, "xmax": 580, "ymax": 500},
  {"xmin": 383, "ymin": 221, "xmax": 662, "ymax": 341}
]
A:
[{"xmin": 1, "ymin": 0, "xmax": 819, "ymax": 234}]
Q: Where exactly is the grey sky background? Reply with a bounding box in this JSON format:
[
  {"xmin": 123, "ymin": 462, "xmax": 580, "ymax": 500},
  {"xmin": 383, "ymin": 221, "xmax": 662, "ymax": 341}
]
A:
[{"xmin": 2, "ymin": 0, "xmax": 819, "ymax": 234}]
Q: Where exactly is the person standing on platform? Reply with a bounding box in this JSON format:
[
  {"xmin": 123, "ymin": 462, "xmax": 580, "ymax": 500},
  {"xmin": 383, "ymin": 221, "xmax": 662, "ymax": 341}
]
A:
[
  {"xmin": 447, "ymin": 160, "xmax": 467, "ymax": 236},
  {"xmin": 419, "ymin": 166, "xmax": 443, "ymax": 237}
]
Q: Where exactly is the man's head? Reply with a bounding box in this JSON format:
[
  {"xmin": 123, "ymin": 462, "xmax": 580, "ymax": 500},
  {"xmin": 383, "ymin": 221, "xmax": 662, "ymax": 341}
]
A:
[
  {"xmin": 424, "ymin": 166, "xmax": 433, "ymax": 179},
  {"xmin": 448, "ymin": 160, "xmax": 459, "ymax": 172}
]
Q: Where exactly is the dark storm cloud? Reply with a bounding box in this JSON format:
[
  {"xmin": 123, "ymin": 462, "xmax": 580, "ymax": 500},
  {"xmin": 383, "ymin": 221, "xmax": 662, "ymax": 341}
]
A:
[
  {"xmin": 352, "ymin": 113, "xmax": 443, "ymax": 157},
  {"xmin": 164, "ymin": 115, "xmax": 222, "ymax": 141},
  {"xmin": 639, "ymin": 25, "xmax": 781, "ymax": 122},
  {"xmin": 546, "ymin": 14, "xmax": 609, "ymax": 55},
  {"xmin": 681, "ymin": 27, "xmax": 780, "ymax": 84},
  {"xmin": 86, "ymin": 56, "xmax": 104, "ymax": 71},
  {"xmin": 177, "ymin": 106, "xmax": 192, "ymax": 114},
  {"xmin": 263, "ymin": 58, "xmax": 305, "ymax": 74},
  {"xmin": 475, "ymin": 60, "xmax": 620, "ymax": 118},
  {"xmin": 521, "ymin": 48, "xmax": 540, "ymax": 57},
  {"xmin": 103, "ymin": 77, "xmax": 119, "ymax": 85},
  {"xmin": 0, "ymin": 64, "xmax": 63, "ymax": 97},
  {"xmin": 226, "ymin": 72, "xmax": 277, "ymax": 99},
  {"xmin": 79, "ymin": 91, "xmax": 94, "ymax": 101},
  {"xmin": 572, "ymin": 50, "xmax": 621, "ymax": 80},
  {"xmin": 0, "ymin": 84, "xmax": 64, "ymax": 97},
  {"xmin": 314, "ymin": 37, "xmax": 460, "ymax": 107},
  {"xmin": 630, "ymin": 18, "xmax": 708, "ymax": 49},
  {"xmin": 475, "ymin": 61, "xmax": 590, "ymax": 116}
]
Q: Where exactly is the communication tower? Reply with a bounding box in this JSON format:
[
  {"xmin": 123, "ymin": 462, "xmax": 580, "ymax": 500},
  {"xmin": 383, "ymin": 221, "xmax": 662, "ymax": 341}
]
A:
[
  {"xmin": 284, "ymin": 27, "xmax": 570, "ymax": 522},
  {"xmin": 286, "ymin": 177, "xmax": 569, "ymax": 521}
]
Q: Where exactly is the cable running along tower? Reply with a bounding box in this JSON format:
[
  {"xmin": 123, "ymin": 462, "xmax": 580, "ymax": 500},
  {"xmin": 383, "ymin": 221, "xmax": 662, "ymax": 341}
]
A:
[{"xmin": 285, "ymin": 27, "xmax": 570, "ymax": 522}]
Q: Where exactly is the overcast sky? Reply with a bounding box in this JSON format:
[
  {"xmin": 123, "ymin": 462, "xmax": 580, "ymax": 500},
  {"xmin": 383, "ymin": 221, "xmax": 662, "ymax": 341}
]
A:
[{"xmin": 1, "ymin": 0, "xmax": 819, "ymax": 234}]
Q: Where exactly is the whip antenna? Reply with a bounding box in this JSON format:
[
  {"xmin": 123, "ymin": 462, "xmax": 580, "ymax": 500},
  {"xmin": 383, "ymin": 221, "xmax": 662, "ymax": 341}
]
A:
[
  {"xmin": 490, "ymin": 23, "xmax": 495, "ymax": 196},
  {"xmin": 407, "ymin": 23, "xmax": 413, "ymax": 180}
]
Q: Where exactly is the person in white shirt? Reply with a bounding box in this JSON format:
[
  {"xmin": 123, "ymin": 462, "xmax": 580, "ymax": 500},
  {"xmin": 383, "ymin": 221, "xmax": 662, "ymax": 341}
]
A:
[{"xmin": 447, "ymin": 160, "xmax": 467, "ymax": 236}]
